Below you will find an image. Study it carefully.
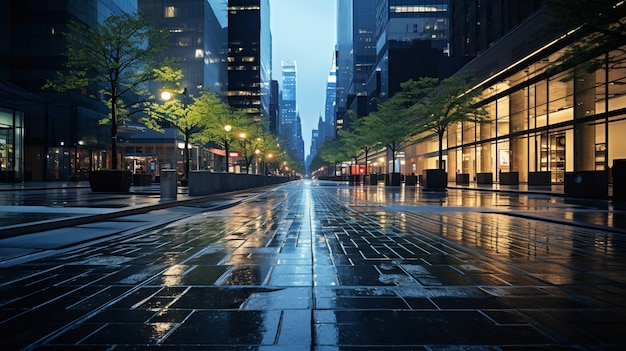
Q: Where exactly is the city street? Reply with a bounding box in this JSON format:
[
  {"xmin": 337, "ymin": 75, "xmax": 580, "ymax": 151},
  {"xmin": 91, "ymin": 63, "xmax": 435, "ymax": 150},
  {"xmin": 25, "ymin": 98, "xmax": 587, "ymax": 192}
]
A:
[{"xmin": 1, "ymin": 180, "xmax": 626, "ymax": 350}]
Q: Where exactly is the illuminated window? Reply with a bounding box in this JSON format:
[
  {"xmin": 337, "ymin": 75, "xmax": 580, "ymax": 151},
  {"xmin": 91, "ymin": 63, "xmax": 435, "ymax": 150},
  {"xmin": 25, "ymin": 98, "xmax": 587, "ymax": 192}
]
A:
[
  {"xmin": 242, "ymin": 56, "xmax": 255, "ymax": 62},
  {"xmin": 165, "ymin": 6, "xmax": 177, "ymax": 18},
  {"xmin": 195, "ymin": 49, "xmax": 203, "ymax": 58}
]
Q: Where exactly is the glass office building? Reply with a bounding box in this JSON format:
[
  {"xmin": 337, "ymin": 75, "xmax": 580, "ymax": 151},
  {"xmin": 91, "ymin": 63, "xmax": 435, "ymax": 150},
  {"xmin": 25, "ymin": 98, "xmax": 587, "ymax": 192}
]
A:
[
  {"xmin": 2, "ymin": 0, "xmax": 137, "ymax": 181},
  {"xmin": 227, "ymin": 0, "xmax": 272, "ymax": 122},
  {"xmin": 402, "ymin": 11, "xmax": 626, "ymax": 191}
]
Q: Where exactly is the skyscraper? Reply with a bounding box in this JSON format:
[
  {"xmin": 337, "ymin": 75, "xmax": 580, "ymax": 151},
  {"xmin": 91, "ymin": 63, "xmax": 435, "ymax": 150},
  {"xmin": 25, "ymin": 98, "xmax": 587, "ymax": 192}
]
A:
[
  {"xmin": 368, "ymin": 0, "xmax": 452, "ymax": 105},
  {"xmin": 227, "ymin": 0, "xmax": 272, "ymax": 122},
  {"xmin": 449, "ymin": 0, "xmax": 542, "ymax": 57},
  {"xmin": 2, "ymin": 0, "xmax": 138, "ymax": 181},
  {"xmin": 336, "ymin": 0, "xmax": 377, "ymax": 129},
  {"xmin": 279, "ymin": 60, "xmax": 302, "ymax": 163},
  {"xmin": 139, "ymin": 0, "xmax": 228, "ymax": 98}
]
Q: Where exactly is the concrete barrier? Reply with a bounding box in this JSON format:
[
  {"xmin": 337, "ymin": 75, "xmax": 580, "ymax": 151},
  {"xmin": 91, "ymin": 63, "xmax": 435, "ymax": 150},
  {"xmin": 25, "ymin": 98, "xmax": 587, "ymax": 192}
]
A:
[{"xmin": 189, "ymin": 171, "xmax": 293, "ymax": 196}]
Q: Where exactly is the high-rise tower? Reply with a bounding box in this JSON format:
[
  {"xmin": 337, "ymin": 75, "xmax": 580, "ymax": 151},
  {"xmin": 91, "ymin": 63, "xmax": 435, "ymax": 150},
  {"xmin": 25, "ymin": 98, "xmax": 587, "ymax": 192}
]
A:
[{"xmin": 227, "ymin": 0, "xmax": 272, "ymax": 122}]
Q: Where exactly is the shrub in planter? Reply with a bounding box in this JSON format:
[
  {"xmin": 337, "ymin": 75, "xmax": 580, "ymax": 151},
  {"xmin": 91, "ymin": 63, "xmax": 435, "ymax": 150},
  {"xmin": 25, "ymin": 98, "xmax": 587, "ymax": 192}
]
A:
[{"xmin": 89, "ymin": 170, "xmax": 132, "ymax": 193}]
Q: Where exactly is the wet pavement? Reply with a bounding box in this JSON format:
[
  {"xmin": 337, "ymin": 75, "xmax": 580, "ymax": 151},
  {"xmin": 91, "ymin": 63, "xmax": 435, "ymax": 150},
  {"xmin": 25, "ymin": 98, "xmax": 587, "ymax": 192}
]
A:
[{"xmin": 1, "ymin": 180, "xmax": 626, "ymax": 350}]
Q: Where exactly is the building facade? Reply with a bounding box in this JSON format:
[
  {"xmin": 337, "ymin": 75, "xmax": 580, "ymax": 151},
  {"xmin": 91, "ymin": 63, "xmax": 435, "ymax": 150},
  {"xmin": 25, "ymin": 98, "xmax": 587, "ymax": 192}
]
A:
[
  {"xmin": 335, "ymin": 0, "xmax": 377, "ymax": 130},
  {"xmin": 2, "ymin": 0, "xmax": 138, "ymax": 182},
  {"xmin": 227, "ymin": 0, "xmax": 271, "ymax": 122},
  {"xmin": 139, "ymin": 0, "xmax": 228, "ymax": 97},
  {"xmin": 400, "ymin": 10, "xmax": 626, "ymax": 193}
]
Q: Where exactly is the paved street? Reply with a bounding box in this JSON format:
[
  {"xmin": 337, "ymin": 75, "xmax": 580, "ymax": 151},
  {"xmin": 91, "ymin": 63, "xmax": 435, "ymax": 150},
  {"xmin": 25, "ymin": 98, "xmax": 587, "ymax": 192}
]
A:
[{"xmin": 1, "ymin": 180, "xmax": 626, "ymax": 350}]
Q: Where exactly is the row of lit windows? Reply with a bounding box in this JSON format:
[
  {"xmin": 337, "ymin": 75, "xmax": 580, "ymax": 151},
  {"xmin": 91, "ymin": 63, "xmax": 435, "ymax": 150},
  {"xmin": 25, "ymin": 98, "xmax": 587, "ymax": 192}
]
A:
[
  {"xmin": 229, "ymin": 66, "xmax": 260, "ymax": 71},
  {"xmin": 390, "ymin": 5, "xmax": 447, "ymax": 13},
  {"xmin": 227, "ymin": 56, "xmax": 256, "ymax": 62}
]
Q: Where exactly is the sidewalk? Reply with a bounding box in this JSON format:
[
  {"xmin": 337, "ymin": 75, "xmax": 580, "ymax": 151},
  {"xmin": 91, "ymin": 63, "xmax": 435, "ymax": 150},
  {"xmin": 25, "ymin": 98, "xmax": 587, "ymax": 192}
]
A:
[
  {"xmin": 0, "ymin": 179, "xmax": 623, "ymax": 235},
  {"xmin": 1, "ymin": 179, "xmax": 625, "ymax": 350}
]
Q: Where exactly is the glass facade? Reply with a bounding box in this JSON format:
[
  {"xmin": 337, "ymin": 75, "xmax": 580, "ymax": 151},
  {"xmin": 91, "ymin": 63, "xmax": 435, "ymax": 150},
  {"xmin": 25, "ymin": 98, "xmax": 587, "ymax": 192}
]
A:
[
  {"xmin": 0, "ymin": 108, "xmax": 23, "ymax": 182},
  {"xmin": 406, "ymin": 44, "xmax": 626, "ymax": 186},
  {"xmin": 227, "ymin": 0, "xmax": 271, "ymax": 122},
  {"xmin": 3, "ymin": 0, "xmax": 137, "ymax": 181}
]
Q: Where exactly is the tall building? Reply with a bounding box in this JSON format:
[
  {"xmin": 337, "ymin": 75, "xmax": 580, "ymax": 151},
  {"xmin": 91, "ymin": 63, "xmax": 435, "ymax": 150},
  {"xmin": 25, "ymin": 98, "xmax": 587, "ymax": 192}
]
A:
[
  {"xmin": 1, "ymin": 0, "xmax": 138, "ymax": 182},
  {"xmin": 227, "ymin": 0, "xmax": 272, "ymax": 122},
  {"xmin": 336, "ymin": 0, "xmax": 377, "ymax": 130},
  {"xmin": 138, "ymin": 0, "xmax": 228, "ymax": 98},
  {"xmin": 279, "ymin": 60, "xmax": 303, "ymax": 164},
  {"xmin": 449, "ymin": 0, "xmax": 542, "ymax": 57},
  {"xmin": 322, "ymin": 55, "xmax": 337, "ymax": 144},
  {"xmin": 367, "ymin": 0, "xmax": 456, "ymax": 107}
]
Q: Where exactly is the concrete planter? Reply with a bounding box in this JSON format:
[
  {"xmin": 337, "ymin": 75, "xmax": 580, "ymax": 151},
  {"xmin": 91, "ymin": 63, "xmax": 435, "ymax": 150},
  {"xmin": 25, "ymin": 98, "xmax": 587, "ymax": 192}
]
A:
[
  {"xmin": 422, "ymin": 169, "xmax": 447, "ymax": 191},
  {"xmin": 132, "ymin": 174, "xmax": 152, "ymax": 186},
  {"xmin": 455, "ymin": 173, "xmax": 470, "ymax": 185},
  {"xmin": 476, "ymin": 172, "xmax": 493, "ymax": 185},
  {"xmin": 564, "ymin": 170, "xmax": 608, "ymax": 199},
  {"xmin": 614, "ymin": 159, "xmax": 626, "ymax": 201},
  {"xmin": 386, "ymin": 173, "xmax": 402, "ymax": 186},
  {"xmin": 405, "ymin": 175, "xmax": 417, "ymax": 186},
  {"xmin": 500, "ymin": 172, "xmax": 519, "ymax": 185},
  {"xmin": 528, "ymin": 171, "xmax": 551, "ymax": 186},
  {"xmin": 89, "ymin": 170, "xmax": 132, "ymax": 193}
]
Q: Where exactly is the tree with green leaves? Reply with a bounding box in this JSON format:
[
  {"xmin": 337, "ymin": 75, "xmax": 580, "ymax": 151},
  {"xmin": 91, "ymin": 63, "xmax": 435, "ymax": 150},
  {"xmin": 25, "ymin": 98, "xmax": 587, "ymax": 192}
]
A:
[
  {"xmin": 360, "ymin": 78, "xmax": 437, "ymax": 174},
  {"xmin": 319, "ymin": 138, "xmax": 350, "ymax": 178},
  {"xmin": 44, "ymin": 12, "xmax": 172, "ymax": 170},
  {"xmin": 146, "ymin": 87, "xmax": 230, "ymax": 179},
  {"xmin": 543, "ymin": 0, "xmax": 626, "ymax": 73},
  {"xmin": 338, "ymin": 110, "xmax": 380, "ymax": 175},
  {"xmin": 411, "ymin": 72, "xmax": 490, "ymax": 170},
  {"xmin": 198, "ymin": 106, "xmax": 250, "ymax": 172}
]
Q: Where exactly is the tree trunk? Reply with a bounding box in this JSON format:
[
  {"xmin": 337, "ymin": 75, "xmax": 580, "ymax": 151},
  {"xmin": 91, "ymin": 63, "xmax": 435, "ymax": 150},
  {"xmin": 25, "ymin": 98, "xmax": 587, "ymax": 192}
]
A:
[
  {"xmin": 184, "ymin": 129, "xmax": 190, "ymax": 180},
  {"xmin": 110, "ymin": 96, "xmax": 118, "ymax": 170},
  {"xmin": 438, "ymin": 130, "xmax": 444, "ymax": 170}
]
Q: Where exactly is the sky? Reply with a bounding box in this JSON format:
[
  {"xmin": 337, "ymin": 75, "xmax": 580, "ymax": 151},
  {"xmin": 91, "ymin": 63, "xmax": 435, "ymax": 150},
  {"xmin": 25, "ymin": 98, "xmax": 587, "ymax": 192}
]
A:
[{"xmin": 269, "ymin": 0, "xmax": 337, "ymax": 158}]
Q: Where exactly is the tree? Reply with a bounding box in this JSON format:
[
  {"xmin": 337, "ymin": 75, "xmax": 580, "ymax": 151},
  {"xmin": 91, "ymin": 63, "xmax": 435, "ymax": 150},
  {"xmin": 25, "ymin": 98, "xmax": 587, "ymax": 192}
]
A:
[
  {"xmin": 199, "ymin": 106, "xmax": 249, "ymax": 172},
  {"xmin": 360, "ymin": 79, "xmax": 437, "ymax": 174},
  {"xmin": 234, "ymin": 118, "xmax": 267, "ymax": 174},
  {"xmin": 44, "ymin": 13, "xmax": 170, "ymax": 170},
  {"xmin": 543, "ymin": 0, "xmax": 626, "ymax": 73},
  {"xmin": 411, "ymin": 73, "xmax": 490, "ymax": 170},
  {"xmin": 319, "ymin": 138, "xmax": 349, "ymax": 178},
  {"xmin": 338, "ymin": 110, "xmax": 380, "ymax": 175}
]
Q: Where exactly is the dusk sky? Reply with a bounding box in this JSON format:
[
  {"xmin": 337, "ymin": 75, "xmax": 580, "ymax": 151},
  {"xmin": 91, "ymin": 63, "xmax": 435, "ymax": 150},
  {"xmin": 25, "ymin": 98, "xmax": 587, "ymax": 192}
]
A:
[{"xmin": 270, "ymin": 0, "xmax": 337, "ymax": 157}]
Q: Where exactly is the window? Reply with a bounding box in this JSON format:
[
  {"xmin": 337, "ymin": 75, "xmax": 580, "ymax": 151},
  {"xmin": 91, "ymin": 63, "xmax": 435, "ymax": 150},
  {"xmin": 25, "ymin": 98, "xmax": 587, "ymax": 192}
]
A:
[{"xmin": 164, "ymin": 6, "xmax": 176, "ymax": 18}]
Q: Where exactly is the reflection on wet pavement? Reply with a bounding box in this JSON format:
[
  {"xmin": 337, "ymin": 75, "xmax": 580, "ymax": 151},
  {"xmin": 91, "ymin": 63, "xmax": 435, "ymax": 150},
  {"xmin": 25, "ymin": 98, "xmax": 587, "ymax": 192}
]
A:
[{"xmin": 1, "ymin": 180, "xmax": 626, "ymax": 350}]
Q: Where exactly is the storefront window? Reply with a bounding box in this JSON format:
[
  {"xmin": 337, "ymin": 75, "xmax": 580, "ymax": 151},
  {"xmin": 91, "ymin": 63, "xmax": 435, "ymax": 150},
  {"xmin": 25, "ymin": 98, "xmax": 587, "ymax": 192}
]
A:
[
  {"xmin": 548, "ymin": 70, "xmax": 574, "ymax": 124},
  {"xmin": 534, "ymin": 79, "xmax": 548, "ymax": 128},
  {"xmin": 496, "ymin": 96, "xmax": 509, "ymax": 136}
]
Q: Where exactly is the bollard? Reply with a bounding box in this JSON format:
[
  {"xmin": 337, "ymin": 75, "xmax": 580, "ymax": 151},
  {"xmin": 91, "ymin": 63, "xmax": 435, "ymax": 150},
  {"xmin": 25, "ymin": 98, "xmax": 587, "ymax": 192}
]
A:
[{"xmin": 160, "ymin": 169, "xmax": 177, "ymax": 199}]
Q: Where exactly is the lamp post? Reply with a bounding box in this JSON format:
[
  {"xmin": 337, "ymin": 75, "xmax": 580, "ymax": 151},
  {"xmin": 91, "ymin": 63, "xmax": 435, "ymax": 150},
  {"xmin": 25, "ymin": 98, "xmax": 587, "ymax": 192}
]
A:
[
  {"xmin": 224, "ymin": 124, "xmax": 232, "ymax": 172},
  {"xmin": 239, "ymin": 132, "xmax": 247, "ymax": 174},
  {"xmin": 160, "ymin": 88, "xmax": 190, "ymax": 182}
]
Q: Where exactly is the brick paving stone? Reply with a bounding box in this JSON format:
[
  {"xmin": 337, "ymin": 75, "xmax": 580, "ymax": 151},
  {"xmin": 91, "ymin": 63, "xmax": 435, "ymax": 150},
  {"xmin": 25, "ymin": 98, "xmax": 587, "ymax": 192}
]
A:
[{"xmin": 0, "ymin": 181, "xmax": 625, "ymax": 350}]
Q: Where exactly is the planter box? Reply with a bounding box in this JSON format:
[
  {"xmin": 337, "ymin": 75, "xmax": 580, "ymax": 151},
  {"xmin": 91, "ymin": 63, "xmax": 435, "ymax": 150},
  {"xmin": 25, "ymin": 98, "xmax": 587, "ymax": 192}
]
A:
[
  {"xmin": 405, "ymin": 175, "xmax": 417, "ymax": 186},
  {"xmin": 386, "ymin": 173, "xmax": 402, "ymax": 186},
  {"xmin": 528, "ymin": 171, "xmax": 551, "ymax": 186},
  {"xmin": 564, "ymin": 171, "xmax": 608, "ymax": 199},
  {"xmin": 132, "ymin": 174, "xmax": 152, "ymax": 186},
  {"xmin": 455, "ymin": 173, "xmax": 470, "ymax": 185},
  {"xmin": 614, "ymin": 159, "xmax": 626, "ymax": 201},
  {"xmin": 422, "ymin": 169, "xmax": 447, "ymax": 191},
  {"xmin": 500, "ymin": 172, "xmax": 519, "ymax": 185},
  {"xmin": 89, "ymin": 170, "xmax": 132, "ymax": 193},
  {"xmin": 368, "ymin": 174, "xmax": 378, "ymax": 185},
  {"xmin": 476, "ymin": 172, "xmax": 493, "ymax": 185},
  {"xmin": 348, "ymin": 174, "xmax": 359, "ymax": 185}
]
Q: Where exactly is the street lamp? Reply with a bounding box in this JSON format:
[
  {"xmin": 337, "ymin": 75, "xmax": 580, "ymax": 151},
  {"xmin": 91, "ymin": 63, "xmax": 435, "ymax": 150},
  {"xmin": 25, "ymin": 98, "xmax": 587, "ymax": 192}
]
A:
[
  {"xmin": 161, "ymin": 88, "xmax": 190, "ymax": 182},
  {"xmin": 224, "ymin": 124, "xmax": 232, "ymax": 172}
]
